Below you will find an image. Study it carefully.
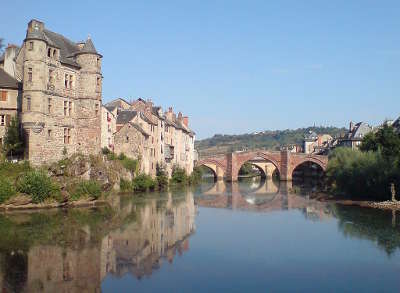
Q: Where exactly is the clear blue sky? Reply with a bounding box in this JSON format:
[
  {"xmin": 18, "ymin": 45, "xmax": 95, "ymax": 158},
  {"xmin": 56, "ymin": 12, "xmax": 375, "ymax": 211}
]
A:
[{"xmin": 1, "ymin": 0, "xmax": 399, "ymax": 139}]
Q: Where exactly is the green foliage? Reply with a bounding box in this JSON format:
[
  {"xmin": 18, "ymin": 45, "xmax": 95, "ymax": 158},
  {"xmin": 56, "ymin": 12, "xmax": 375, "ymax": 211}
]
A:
[
  {"xmin": 326, "ymin": 148, "xmax": 397, "ymax": 200},
  {"xmin": 133, "ymin": 174, "xmax": 156, "ymax": 192},
  {"xmin": 121, "ymin": 157, "xmax": 139, "ymax": 173},
  {"xmin": 107, "ymin": 152, "xmax": 117, "ymax": 160},
  {"xmin": 118, "ymin": 152, "xmax": 127, "ymax": 160},
  {"xmin": 360, "ymin": 125, "xmax": 400, "ymax": 159},
  {"xmin": 120, "ymin": 178, "xmax": 133, "ymax": 192},
  {"xmin": 70, "ymin": 180, "xmax": 102, "ymax": 200},
  {"xmin": 238, "ymin": 162, "xmax": 254, "ymax": 175},
  {"xmin": 156, "ymin": 163, "xmax": 169, "ymax": 189},
  {"xmin": 0, "ymin": 178, "xmax": 16, "ymax": 203},
  {"xmin": 3, "ymin": 117, "xmax": 24, "ymax": 158},
  {"xmin": 0, "ymin": 161, "xmax": 30, "ymax": 181},
  {"xmin": 188, "ymin": 166, "xmax": 203, "ymax": 185},
  {"xmin": 102, "ymin": 147, "xmax": 111, "ymax": 155},
  {"xmin": 170, "ymin": 166, "xmax": 188, "ymax": 185},
  {"xmin": 16, "ymin": 170, "xmax": 60, "ymax": 203}
]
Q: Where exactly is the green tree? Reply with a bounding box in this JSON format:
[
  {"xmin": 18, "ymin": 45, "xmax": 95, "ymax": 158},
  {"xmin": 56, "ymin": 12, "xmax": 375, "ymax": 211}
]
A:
[
  {"xmin": 3, "ymin": 117, "xmax": 23, "ymax": 159},
  {"xmin": 360, "ymin": 125, "xmax": 400, "ymax": 159}
]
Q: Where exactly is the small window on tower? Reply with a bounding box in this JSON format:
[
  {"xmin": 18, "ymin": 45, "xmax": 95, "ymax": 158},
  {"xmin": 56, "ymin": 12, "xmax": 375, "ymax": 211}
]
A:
[
  {"xmin": 69, "ymin": 75, "xmax": 73, "ymax": 88},
  {"xmin": 28, "ymin": 68, "xmax": 33, "ymax": 82},
  {"xmin": 95, "ymin": 103, "xmax": 99, "ymax": 116},
  {"xmin": 64, "ymin": 101, "xmax": 68, "ymax": 116},
  {"xmin": 97, "ymin": 77, "xmax": 101, "ymax": 86},
  {"xmin": 48, "ymin": 98, "xmax": 52, "ymax": 113},
  {"xmin": 48, "ymin": 129, "xmax": 52, "ymax": 139},
  {"xmin": 28, "ymin": 42, "xmax": 34, "ymax": 51},
  {"xmin": 69, "ymin": 102, "xmax": 72, "ymax": 116},
  {"xmin": 26, "ymin": 96, "xmax": 31, "ymax": 111}
]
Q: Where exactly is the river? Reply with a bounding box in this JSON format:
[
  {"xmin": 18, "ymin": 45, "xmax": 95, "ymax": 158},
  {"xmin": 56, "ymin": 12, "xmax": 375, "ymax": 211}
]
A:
[{"xmin": 0, "ymin": 177, "xmax": 399, "ymax": 292}]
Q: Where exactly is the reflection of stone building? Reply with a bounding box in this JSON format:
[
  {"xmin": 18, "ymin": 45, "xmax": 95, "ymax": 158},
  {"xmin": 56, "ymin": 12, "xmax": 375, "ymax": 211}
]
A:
[{"xmin": 0, "ymin": 192, "xmax": 195, "ymax": 292}]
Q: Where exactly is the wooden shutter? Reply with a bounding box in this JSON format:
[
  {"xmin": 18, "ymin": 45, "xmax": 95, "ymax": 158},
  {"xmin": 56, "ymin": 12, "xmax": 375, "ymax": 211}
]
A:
[
  {"xmin": 0, "ymin": 91, "xmax": 6, "ymax": 101},
  {"xmin": 5, "ymin": 115, "xmax": 11, "ymax": 126}
]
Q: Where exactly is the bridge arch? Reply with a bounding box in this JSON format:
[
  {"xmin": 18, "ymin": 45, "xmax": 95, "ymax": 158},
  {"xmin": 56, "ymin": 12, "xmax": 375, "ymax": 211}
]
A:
[
  {"xmin": 234, "ymin": 151, "xmax": 281, "ymax": 182},
  {"xmin": 290, "ymin": 157, "xmax": 327, "ymax": 179},
  {"xmin": 197, "ymin": 159, "xmax": 226, "ymax": 180}
]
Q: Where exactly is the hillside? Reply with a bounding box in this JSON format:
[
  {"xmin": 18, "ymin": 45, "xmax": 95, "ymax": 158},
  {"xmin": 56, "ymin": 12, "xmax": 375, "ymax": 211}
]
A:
[{"xmin": 195, "ymin": 126, "xmax": 347, "ymax": 158}]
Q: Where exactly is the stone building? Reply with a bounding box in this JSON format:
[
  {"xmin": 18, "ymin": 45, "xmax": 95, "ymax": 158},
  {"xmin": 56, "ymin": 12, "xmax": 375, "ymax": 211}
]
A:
[
  {"xmin": 2, "ymin": 19, "xmax": 103, "ymax": 165},
  {"xmin": 303, "ymin": 131, "xmax": 333, "ymax": 154},
  {"xmin": 101, "ymin": 105, "xmax": 116, "ymax": 151},
  {"xmin": 0, "ymin": 67, "xmax": 21, "ymax": 145},
  {"xmin": 105, "ymin": 98, "xmax": 195, "ymax": 177},
  {"xmin": 338, "ymin": 121, "xmax": 372, "ymax": 149}
]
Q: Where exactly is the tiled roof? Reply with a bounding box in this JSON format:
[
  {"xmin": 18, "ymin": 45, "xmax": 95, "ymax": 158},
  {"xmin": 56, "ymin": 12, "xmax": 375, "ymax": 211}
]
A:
[
  {"xmin": 117, "ymin": 110, "xmax": 137, "ymax": 124},
  {"xmin": 0, "ymin": 68, "xmax": 19, "ymax": 89}
]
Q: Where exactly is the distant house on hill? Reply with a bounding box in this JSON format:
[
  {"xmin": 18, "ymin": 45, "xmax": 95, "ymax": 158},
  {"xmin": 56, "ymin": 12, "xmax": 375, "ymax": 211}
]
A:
[
  {"xmin": 303, "ymin": 131, "xmax": 332, "ymax": 154},
  {"xmin": 338, "ymin": 121, "xmax": 373, "ymax": 150},
  {"xmin": 392, "ymin": 116, "xmax": 400, "ymax": 134}
]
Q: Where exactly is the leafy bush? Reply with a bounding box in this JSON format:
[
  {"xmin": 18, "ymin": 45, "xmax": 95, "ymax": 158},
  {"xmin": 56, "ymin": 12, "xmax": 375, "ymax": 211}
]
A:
[
  {"xmin": 118, "ymin": 153, "xmax": 127, "ymax": 160},
  {"xmin": 133, "ymin": 174, "xmax": 156, "ymax": 192},
  {"xmin": 70, "ymin": 180, "xmax": 102, "ymax": 200},
  {"xmin": 0, "ymin": 178, "xmax": 16, "ymax": 203},
  {"xmin": 102, "ymin": 147, "xmax": 111, "ymax": 155},
  {"xmin": 189, "ymin": 166, "xmax": 203, "ymax": 185},
  {"xmin": 16, "ymin": 171, "xmax": 60, "ymax": 203},
  {"xmin": 121, "ymin": 157, "xmax": 139, "ymax": 174},
  {"xmin": 170, "ymin": 167, "xmax": 188, "ymax": 185},
  {"xmin": 156, "ymin": 163, "xmax": 169, "ymax": 189},
  {"xmin": 120, "ymin": 178, "xmax": 133, "ymax": 192},
  {"xmin": 326, "ymin": 148, "xmax": 397, "ymax": 200},
  {"xmin": 107, "ymin": 152, "xmax": 117, "ymax": 161}
]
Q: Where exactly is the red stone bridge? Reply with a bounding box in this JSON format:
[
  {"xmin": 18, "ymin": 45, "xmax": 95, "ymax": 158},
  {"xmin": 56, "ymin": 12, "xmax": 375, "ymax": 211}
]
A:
[{"xmin": 197, "ymin": 150, "xmax": 328, "ymax": 181}]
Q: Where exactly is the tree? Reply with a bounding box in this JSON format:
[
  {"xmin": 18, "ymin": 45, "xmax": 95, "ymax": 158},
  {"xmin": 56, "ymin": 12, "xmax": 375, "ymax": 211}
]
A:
[
  {"xmin": 360, "ymin": 125, "xmax": 400, "ymax": 159},
  {"xmin": 3, "ymin": 117, "xmax": 24, "ymax": 159}
]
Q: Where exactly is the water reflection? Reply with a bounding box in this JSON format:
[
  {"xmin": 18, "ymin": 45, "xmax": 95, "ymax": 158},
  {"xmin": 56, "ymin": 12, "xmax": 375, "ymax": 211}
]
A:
[
  {"xmin": 1, "ymin": 180, "xmax": 400, "ymax": 292},
  {"xmin": 0, "ymin": 192, "xmax": 195, "ymax": 292}
]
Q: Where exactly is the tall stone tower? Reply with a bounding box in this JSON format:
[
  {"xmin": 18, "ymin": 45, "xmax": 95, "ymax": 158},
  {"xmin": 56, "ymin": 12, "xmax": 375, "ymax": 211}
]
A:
[
  {"xmin": 75, "ymin": 37, "xmax": 103, "ymax": 155},
  {"xmin": 19, "ymin": 19, "xmax": 102, "ymax": 165}
]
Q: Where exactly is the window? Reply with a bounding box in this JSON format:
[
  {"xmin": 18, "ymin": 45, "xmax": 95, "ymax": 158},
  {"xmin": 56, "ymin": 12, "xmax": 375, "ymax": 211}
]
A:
[
  {"xmin": 0, "ymin": 91, "xmax": 7, "ymax": 101},
  {"xmin": 47, "ymin": 129, "xmax": 52, "ymax": 139},
  {"xmin": 48, "ymin": 48, "xmax": 51, "ymax": 57},
  {"xmin": 48, "ymin": 69, "xmax": 54, "ymax": 84},
  {"xmin": 152, "ymin": 163, "xmax": 154, "ymax": 170},
  {"xmin": 97, "ymin": 77, "xmax": 101, "ymax": 86},
  {"xmin": 97, "ymin": 58, "xmax": 100, "ymax": 66},
  {"xmin": 0, "ymin": 115, "xmax": 4, "ymax": 126},
  {"xmin": 69, "ymin": 75, "xmax": 73, "ymax": 88},
  {"xmin": 53, "ymin": 49, "xmax": 57, "ymax": 58},
  {"xmin": 48, "ymin": 98, "xmax": 52, "ymax": 113},
  {"xmin": 65, "ymin": 74, "xmax": 69, "ymax": 88},
  {"xmin": 26, "ymin": 96, "xmax": 31, "ymax": 111},
  {"xmin": 95, "ymin": 103, "xmax": 99, "ymax": 116},
  {"xmin": 28, "ymin": 41, "xmax": 34, "ymax": 51},
  {"xmin": 64, "ymin": 128, "xmax": 70, "ymax": 144},
  {"xmin": 28, "ymin": 68, "xmax": 33, "ymax": 82},
  {"xmin": 64, "ymin": 101, "xmax": 68, "ymax": 116},
  {"xmin": 126, "ymin": 136, "xmax": 129, "ymax": 142},
  {"xmin": 69, "ymin": 102, "xmax": 72, "ymax": 116}
]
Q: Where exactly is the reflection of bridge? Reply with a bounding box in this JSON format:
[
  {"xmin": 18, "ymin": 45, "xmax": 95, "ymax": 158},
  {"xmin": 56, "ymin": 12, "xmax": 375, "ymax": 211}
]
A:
[
  {"xmin": 196, "ymin": 179, "xmax": 330, "ymax": 217},
  {"xmin": 197, "ymin": 150, "xmax": 328, "ymax": 181}
]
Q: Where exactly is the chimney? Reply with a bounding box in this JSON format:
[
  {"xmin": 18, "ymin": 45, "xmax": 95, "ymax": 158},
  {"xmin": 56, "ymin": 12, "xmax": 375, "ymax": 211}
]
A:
[
  {"xmin": 168, "ymin": 107, "xmax": 173, "ymax": 113},
  {"xmin": 349, "ymin": 121, "xmax": 354, "ymax": 132},
  {"xmin": 183, "ymin": 116, "xmax": 189, "ymax": 127},
  {"xmin": 28, "ymin": 19, "xmax": 44, "ymax": 33}
]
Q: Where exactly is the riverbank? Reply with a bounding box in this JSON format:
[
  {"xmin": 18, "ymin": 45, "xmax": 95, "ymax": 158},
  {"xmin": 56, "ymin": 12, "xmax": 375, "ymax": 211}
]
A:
[{"xmin": 309, "ymin": 192, "xmax": 400, "ymax": 211}]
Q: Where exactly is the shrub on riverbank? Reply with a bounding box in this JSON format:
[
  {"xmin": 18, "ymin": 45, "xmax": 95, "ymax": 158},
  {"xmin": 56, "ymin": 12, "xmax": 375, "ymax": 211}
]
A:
[
  {"xmin": 16, "ymin": 170, "xmax": 61, "ymax": 203},
  {"xmin": 188, "ymin": 166, "xmax": 203, "ymax": 185},
  {"xmin": 0, "ymin": 179, "xmax": 16, "ymax": 203},
  {"xmin": 170, "ymin": 167, "xmax": 188, "ymax": 185},
  {"xmin": 70, "ymin": 180, "xmax": 102, "ymax": 201},
  {"xmin": 156, "ymin": 164, "xmax": 169, "ymax": 189},
  {"xmin": 133, "ymin": 174, "xmax": 156, "ymax": 192},
  {"xmin": 326, "ymin": 147, "xmax": 398, "ymax": 200}
]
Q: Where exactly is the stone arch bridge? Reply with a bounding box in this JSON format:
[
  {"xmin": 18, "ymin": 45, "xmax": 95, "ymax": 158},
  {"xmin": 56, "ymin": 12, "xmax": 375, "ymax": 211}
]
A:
[{"xmin": 197, "ymin": 150, "xmax": 328, "ymax": 181}]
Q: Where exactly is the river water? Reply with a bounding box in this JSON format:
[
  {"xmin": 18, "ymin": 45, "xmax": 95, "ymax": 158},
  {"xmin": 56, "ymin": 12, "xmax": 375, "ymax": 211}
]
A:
[{"xmin": 1, "ymin": 177, "xmax": 400, "ymax": 292}]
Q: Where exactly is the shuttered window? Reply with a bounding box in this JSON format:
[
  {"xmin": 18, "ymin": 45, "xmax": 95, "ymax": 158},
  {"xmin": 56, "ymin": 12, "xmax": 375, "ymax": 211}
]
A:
[{"xmin": 0, "ymin": 91, "xmax": 7, "ymax": 101}]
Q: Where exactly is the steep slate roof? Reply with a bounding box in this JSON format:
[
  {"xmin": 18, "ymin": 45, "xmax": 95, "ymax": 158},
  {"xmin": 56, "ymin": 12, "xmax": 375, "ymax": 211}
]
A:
[
  {"xmin": 25, "ymin": 26, "xmax": 101, "ymax": 68},
  {"xmin": 105, "ymin": 98, "xmax": 131, "ymax": 109},
  {"xmin": 105, "ymin": 105, "xmax": 117, "ymax": 112},
  {"xmin": 348, "ymin": 122, "xmax": 372, "ymax": 140},
  {"xmin": 117, "ymin": 110, "xmax": 137, "ymax": 124},
  {"xmin": 304, "ymin": 131, "xmax": 318, "ymax": 141},
  {"xmin": 393, "ymin": 117, "xmax": 400, "ymax": 133},
  {"xmin": 0, "ymin": 68, "xmax": 19, "ymax": 89}
]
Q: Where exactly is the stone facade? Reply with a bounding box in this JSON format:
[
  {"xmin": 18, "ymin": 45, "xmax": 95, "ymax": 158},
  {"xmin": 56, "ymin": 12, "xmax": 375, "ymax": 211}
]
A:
[
  {"xmin": 1, "ymin": 19, "xmax": 103, "ymax": 165},
  {"xmin": 101, "ymin": 105, "xmax": 116, "ymax": 151},
  {"xmin": 106, "ymin": 98, "xmax": 196, "ymax": 177}
]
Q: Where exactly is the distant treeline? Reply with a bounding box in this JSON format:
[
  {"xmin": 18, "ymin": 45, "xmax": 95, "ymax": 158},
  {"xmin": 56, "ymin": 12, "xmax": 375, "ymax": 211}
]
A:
[{"xmin": 195, "ymin": 126, "xmax": 346, "ymax": 157}]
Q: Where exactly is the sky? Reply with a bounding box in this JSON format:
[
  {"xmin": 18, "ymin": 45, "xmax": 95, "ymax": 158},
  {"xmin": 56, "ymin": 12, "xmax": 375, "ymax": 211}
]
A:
[{"xmin": 1, "ymin": 0, "xmax": 399, "ymax": 139}]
